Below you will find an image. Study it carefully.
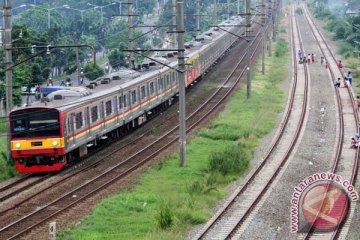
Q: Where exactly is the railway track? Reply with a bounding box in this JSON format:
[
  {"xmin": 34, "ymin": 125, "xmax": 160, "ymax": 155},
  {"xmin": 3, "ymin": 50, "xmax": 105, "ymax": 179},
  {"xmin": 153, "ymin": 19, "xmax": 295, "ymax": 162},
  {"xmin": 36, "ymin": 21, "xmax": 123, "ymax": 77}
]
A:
[
  {"xmin": 297, "ymin": 4, "xmax": 359, "ymax": 240},
  {"xmin": 193, "ymin": 8, "xmax": 310, "ymax": 240},
  {"xmin": 0, "ymin": 17, "xmax": 268, "ymax": 240}
]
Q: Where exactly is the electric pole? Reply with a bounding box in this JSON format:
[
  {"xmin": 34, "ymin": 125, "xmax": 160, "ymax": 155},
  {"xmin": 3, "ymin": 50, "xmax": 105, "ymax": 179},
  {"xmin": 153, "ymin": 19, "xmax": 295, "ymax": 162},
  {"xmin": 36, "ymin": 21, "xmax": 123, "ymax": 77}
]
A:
[
  {"xmin": 262, "ymin": 0, "xmax": 265, "ymax": 74},
  {"xmin": 4, "ymin": 0, "xmax": 12, "ymax": 112},
  {"xmin": 128, "ymin": 0, "xmax": 135, "ymax": 69},
  {"xmin": 227, "ymin": 0, "xmax": 230, "ymax": 19},
  {"xmin": 196, "ymin": 0, "xmax": 200, "ymax": 32},
  {"xmin": 4, "ymin": 0, "xmax": 13, "ymax": 162},
  {"xmin": 245, "ymin": 0, "xmax": 251, "ymax": 99},
  {"xmin": 177, "ymin": 1, "xmax": 186, "ymax": 167},
  {"xmin": 172, "ymin": 0, "xmax": 177, "ymax": 47},
  {"xmin": 272, "ymin": 0, "xmax": 276, "ymax": 41},
  {"xmin": 237, "ymin": 0, "xmax": 240, "ymax": 16},
  {"xmin": 214, "ymin": 0, "xmax": 217, "ymax": 25}
]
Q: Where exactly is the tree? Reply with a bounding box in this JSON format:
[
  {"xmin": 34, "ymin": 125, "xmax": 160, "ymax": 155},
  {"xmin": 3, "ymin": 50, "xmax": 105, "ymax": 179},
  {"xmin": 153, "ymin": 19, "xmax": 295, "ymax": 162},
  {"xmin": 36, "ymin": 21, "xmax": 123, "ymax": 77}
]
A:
[
  {"xmin": 83, "ymin": 63, "xmax": 104, "ymax": 80},
  {"xmin": 108, "ymin": 49, "xmax": 129, "ymax": 69}
]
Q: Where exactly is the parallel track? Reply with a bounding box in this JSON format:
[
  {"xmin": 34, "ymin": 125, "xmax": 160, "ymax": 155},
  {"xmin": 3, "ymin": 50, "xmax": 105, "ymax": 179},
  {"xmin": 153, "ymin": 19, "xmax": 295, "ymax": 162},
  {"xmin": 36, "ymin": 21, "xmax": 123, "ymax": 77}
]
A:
[
  {"xmin": 299, "ymin": 4, "xmax": 359, "ymax": 240},
  {"xmin": 0, "ymin": 17, "xmax": 267, "ymax": 240},
  {"xmin": 194, "ymin": 7, "xmax": 310, "ymax": 240}
]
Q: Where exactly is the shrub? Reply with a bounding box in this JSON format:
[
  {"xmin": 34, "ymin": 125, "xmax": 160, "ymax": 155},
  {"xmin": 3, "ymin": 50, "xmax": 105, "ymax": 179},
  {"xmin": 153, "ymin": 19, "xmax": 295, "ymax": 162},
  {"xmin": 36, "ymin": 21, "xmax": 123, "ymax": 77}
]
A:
[
  {"xmin": 295, "ymin": 8, "xmax": 303, "ymax": 15},
  {"xmin": 275, "ymin": 39, "xmax": 288, "ymax": 58},
  {"xmin": 156, "ymin": 201, "xmax": 173, "ymax": 229},
  {"xmin": 208, "ymin": 143, "xmax": 250, "ymax": 176}
]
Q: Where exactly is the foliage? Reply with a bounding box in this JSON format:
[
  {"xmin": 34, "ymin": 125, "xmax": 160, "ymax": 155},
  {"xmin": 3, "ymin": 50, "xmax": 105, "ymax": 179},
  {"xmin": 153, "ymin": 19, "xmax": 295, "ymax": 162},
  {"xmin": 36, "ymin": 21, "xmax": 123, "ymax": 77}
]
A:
[
  {"xmin": 275, "ymin": 39, "xmax": 288, "ymax": 57},
  {"xmin": 108, "ymin": 49, "xmax": 129, "ymax": 69},
  {"xmin": 208, "ymin": 143, "xmax": 250, "ymax": 176},
  {"xmin": 156, "ymin": 201, "xmax": 173, "ymax": 229},
  {"xmin": 83, "ymin": 63, "xmax": 104, "ymax": 80},
  {"xmin": 0, "ymin": 138, "xmax": 19, "ymax": 181}
]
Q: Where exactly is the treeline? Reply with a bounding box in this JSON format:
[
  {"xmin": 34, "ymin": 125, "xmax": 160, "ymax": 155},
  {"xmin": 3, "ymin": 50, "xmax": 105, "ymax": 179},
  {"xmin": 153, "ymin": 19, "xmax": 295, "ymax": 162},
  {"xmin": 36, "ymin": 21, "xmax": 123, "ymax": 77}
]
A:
[{"xmin": 0, "ymin": 0, "xmax": 157, "ymax": 106}]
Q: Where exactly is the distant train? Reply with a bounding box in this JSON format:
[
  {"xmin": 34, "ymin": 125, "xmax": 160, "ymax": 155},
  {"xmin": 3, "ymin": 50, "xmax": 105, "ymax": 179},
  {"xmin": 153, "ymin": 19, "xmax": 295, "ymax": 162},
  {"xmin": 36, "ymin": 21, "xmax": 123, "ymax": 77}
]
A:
[{"xmin": 10, "ymin": 17, "xmax": 245, "ymax": 173}]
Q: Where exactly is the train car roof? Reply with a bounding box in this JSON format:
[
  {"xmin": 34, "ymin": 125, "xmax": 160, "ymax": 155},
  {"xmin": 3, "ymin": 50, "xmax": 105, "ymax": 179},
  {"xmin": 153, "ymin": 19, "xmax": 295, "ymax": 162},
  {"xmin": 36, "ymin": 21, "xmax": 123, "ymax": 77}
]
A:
[{"xmin": 17, "ymin": 17, "xmax": 244, "ymax": 113}]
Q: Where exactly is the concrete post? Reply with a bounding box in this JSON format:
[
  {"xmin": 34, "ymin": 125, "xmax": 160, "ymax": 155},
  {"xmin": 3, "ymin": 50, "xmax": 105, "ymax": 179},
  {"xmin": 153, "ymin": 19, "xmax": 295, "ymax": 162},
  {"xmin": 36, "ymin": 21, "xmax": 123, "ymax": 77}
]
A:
[
  {"xmin": 177, "ymin": 1, "xmax": 186, "ymax": 167},
  {"xmin": 4, "ymin": 0, "xmax": 13, "ymax": 162}
]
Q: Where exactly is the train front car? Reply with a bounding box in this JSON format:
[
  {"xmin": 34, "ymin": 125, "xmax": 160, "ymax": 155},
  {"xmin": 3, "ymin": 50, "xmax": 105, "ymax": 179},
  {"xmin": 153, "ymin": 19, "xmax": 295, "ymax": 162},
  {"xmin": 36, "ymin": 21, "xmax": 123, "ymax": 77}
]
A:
[{"xmin": 10, "ymin": 107, "xmax": 66, "ymax": 173}]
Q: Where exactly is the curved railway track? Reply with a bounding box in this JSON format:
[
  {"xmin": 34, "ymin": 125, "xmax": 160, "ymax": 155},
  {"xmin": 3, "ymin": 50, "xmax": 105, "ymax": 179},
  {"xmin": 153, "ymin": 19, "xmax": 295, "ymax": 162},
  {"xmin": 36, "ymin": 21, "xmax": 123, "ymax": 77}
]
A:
[
  {"xmin": 0, "ymin": 17, "xmax": 268, "ymax": 240},
  {"xmin": 194, "ymin": 8, "xmax": 310, "ymax": 240},
  {"xmin": 298, "ymin": 4, "xmax": 359, "ymax": 240}
]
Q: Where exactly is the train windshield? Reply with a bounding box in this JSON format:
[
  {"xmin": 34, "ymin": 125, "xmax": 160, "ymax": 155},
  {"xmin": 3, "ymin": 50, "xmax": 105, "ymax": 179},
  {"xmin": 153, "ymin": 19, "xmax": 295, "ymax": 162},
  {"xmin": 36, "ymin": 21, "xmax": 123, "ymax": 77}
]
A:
[{"xmin": 11, "ymin": 108, "xmax": 60, "ymax": 138}]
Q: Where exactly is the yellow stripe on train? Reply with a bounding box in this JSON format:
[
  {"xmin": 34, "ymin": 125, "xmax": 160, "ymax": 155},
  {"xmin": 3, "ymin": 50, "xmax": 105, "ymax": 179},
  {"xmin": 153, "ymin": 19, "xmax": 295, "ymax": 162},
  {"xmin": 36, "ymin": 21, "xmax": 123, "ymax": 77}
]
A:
[{"xmin": 11, "ymin": 138, "xmax": 65, "ymax": 150}]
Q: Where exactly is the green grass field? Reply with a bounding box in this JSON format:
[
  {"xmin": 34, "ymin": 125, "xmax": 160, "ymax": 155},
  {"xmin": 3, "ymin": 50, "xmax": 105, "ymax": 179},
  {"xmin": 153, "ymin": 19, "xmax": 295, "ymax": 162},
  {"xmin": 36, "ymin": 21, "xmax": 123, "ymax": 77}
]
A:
[
  {"xmin": 0, "ymin": 117, "xmax": 5, "ymax": 134},
  {"xmin": 0, "ymin": 137, "xmax": 19, "ymax": 181},
  {"xmin": 59, "ymin": 38, "xmax": 290, "ymax": 240}
]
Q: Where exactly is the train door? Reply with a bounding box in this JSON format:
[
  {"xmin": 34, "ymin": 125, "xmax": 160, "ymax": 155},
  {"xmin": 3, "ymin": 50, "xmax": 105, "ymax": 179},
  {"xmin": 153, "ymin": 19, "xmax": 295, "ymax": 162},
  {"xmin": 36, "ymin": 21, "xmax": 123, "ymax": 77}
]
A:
[
  {"xmin": 85, "ymin": 107, "xmax": 90, "ymax": 138},
  {"xmin": 138, "ymin": 86, "xmax": 142, "ymax": 111},
  {"xmin": 114, "ymin": 95, "xmax": 118, "ymax": 125},
  {"xmin": 100, "ymin": 101, "xmax": 105, "ymax": 132},
  {"xmin": 66, "ymin": 113, "xmax": 75, "ymax": 147}
]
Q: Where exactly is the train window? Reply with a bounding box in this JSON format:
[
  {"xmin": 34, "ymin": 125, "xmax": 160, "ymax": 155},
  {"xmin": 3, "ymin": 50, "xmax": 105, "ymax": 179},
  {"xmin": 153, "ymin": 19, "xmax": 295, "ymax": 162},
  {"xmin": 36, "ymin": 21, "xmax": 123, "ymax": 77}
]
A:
[
  {"xmin": 91, "ymin": 106, "xmax": 98, "ymax": 123},
  {"xmin": 105, "ymin": 100, "xmax": 112, "ymax": 116},
  {"xmin": 141, "ymin": 86, "xmax": 146, "ymax": 99},
  {"xmin": 149, "ymin": 82, "xmax": 155, "ymax": 95},
  {"xmin": 75, "ymin": 112, "xmax": 83, "ymax": 130},
  {"xmin": 131, "ymin": 90, "xmax": 136, "ymax": 104}
]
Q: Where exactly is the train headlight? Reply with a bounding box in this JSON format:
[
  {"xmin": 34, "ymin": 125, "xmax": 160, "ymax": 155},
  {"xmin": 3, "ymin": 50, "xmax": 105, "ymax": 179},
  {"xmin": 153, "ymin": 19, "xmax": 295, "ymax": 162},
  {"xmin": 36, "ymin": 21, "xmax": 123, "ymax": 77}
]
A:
[
  {"xmin": 15, "ymin": 143, "xmax": 21, "ymax": 149},
  {"xmin": 52, "ymin": 140, "xmax": 58, "ymax": 146}
]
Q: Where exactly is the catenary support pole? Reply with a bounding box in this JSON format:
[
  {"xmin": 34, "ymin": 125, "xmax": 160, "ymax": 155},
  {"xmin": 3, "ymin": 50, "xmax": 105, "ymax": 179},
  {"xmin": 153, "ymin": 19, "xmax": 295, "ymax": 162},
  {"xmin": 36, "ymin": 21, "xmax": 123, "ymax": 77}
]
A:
[
  {"xmin": 227, "ymin": 0, "xmax": 230, "ymax": 19},
  {"xmin": 128, "ymin": 0, "xmax": 134, "ymax": 69},
  {"xmin": 196, "ymin": 0, "xmax": 200, "ymax": 32},
  {"xmin": 177, "ymin": 1, "xmax": 186, "ymax": 167},
  {"xmin": 262, "ymin": 0, "xmax": 265, "ymax": 74},
  {"xmin": 172, "ymin": 0, "xmax": 177, "ymax": 47},
  {"xmin": 214, "ymin": 0, "xmax": 217, "ymax": 25},
  {"xmin": 237, "ymin": 0, "xmax": 240, "ymax": 15},
  {"xmin": 4, "ymin": 0, "xmax": 13, "ymax": 162},
  {"xmin": 246, "ymin": 0, "xmax": 251, "ymax": 99}
]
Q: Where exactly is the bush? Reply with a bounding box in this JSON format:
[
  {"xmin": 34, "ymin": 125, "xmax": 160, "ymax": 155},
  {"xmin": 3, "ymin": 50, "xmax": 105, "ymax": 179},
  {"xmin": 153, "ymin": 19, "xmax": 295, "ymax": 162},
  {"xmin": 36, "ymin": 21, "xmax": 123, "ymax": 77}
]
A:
[
  {"xmin": 208, "ymin": 143, "xmax": 250, "ymax": 176},
  {"xmin": 275, "ymin": 39, "xmax": 288, "ymax": 58},
  {"xmin": 0, "ymin": 118, "xmax": 5, "ymax": 134},
  {"xmin": 295, "ymin": 8, "xmax": 303, "ymax": 15},
  {"xmin": 156, "ymin": 201, "xmax": 173, "ymax": 229},
  {"xmin": 0, "ymin": 151, "xmax": 18, "ymax": 181}
]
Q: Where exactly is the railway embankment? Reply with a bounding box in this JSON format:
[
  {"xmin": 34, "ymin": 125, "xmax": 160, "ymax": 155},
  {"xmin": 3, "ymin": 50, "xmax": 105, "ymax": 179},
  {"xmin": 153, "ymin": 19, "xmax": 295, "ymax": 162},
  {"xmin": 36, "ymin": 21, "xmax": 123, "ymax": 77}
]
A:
[{"xmin": 58, "ymin": 39, "xmax": 290, "ymax": 239}]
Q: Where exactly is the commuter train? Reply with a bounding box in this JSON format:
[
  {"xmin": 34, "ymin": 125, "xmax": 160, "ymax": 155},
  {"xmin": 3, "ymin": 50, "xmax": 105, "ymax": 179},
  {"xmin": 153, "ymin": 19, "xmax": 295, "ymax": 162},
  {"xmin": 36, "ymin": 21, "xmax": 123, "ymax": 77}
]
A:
[{"xmin": 10, "ymin": 17, "xmax": 245, "ymax": 173}]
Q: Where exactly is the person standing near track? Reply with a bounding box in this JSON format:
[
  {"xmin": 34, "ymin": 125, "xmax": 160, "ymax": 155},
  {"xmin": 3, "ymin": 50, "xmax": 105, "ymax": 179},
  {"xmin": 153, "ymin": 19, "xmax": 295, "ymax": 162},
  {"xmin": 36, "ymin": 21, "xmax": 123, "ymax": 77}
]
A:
[
  {"xmin": 298, "ymin": 49, "xmax": 302, "ymax": 61},
  {"xmin": 307, "ymin": 54, "xmax": 311, "ymax": 64},
  {"xmin": 337, "ymin": 60, "xmax": 343, "ymax": 69},
  {"xmin": 355, "ymin": 96, "xmax": 360, "ymax": 109},
  {"xmin": 334, "ymin": 78, "xmax": 341, "ymax": 88},
  {"xmin": 347, "ymin": 71, "xmax": 353, "ymax": 85}
]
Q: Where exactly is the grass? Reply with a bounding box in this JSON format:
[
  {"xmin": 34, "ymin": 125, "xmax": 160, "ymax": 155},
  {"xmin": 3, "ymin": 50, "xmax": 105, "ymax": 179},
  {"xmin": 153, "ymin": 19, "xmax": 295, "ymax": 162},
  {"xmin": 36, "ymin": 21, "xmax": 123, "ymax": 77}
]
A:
[
  {"xmin": 0, "ymin": 137, "xmax": 19, "ymax": 181},
  {"xmin": 58, "ymin": 37, "xmax": 290, "ymax": 240},
  {"xmin": 0, "ymin": 117, "xmax": 6, "ymax": 134}
]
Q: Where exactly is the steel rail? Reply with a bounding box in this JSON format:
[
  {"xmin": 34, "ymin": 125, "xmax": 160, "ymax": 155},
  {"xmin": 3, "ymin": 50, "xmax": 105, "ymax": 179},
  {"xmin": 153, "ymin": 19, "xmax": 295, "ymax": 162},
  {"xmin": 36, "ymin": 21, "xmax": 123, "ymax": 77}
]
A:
[
  {"xmin": 0, "ymin": 17, "xmax": 267, "ymax": 240},
  {"xmin": 300, "ymin": 4, "xmax": 358, "ymax": 240},
  {"xmin": 224, "ymin": 7, "xmax": 310, "ymax": 239},
  {"xmin": 194, "ymin": 7, "xmax": 306, "ymax": 239}
]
